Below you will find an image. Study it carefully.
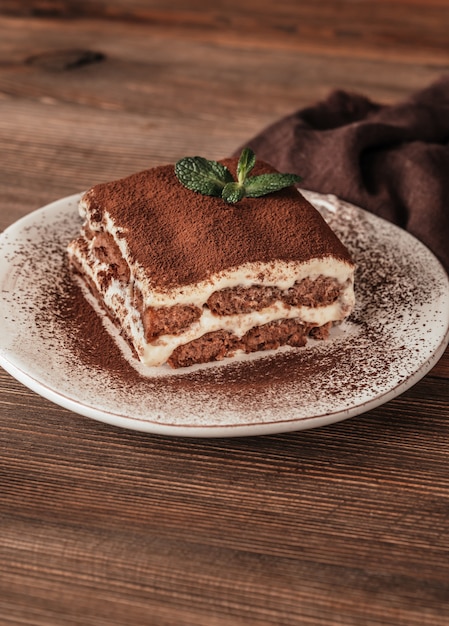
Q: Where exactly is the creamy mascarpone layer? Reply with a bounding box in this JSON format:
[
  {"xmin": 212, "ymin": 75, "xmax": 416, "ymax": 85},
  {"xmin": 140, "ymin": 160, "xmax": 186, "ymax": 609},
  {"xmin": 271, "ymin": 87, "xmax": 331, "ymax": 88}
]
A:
[
  {"xmin": 68, "ymin": 237, "xmax": 355, "ymax": 366},
  {"xmin": 140, "ymin": 299, "xmax": 352, "ymax": 366},
  {"xmin": 71, "ymin": 198, "xmax": 355, "ymax": 367},
  {"xmin": 80, "ymin": 202, "xmax": 354, "ymax": 308}
]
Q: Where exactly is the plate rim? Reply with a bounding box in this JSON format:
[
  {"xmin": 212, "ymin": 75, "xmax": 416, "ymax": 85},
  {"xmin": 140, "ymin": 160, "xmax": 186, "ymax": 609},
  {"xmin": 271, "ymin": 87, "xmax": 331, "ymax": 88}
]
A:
[{"xmin": 1, "ymin": 191, "xmax": 449, "ymax": 437}]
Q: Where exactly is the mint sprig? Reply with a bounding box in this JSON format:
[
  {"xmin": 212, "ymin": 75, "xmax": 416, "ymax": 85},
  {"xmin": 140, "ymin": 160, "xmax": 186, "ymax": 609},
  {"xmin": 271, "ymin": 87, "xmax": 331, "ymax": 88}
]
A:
[
  {"xmin": 237, "ymin": 147, "xmax": 256, "ymax": 184},
  {"xmin": 174, "ymin": 148, "xmax": 302, "ymax": 204},
  {"xmin": 174, "ymin": 156, "xmax": 233, "ymax": 196}
]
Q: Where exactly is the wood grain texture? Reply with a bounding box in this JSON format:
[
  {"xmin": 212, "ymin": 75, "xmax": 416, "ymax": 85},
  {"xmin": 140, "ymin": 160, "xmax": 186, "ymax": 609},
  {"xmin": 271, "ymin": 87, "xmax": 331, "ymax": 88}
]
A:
[
  {"xmin": 1, "ymin": 2, "xmax": 449, "ymax": 625},
  {"xmin": 1, "ymin": 365, "xmax": 449, "ymax": 625},
  {"xmin": 0, "ymin": 11, "xmax": 447, "ymax": 231},
  {"xmin": 2, "ymin": 0, "xmax": 449, "ymax": 63}
]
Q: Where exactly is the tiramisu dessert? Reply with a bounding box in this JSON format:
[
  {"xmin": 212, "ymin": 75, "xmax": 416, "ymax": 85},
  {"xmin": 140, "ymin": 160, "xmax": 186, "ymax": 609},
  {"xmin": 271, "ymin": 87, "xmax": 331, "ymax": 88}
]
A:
[{"xmin": 67, "ymin": 150, "xmax": 355, "ymax": 368}]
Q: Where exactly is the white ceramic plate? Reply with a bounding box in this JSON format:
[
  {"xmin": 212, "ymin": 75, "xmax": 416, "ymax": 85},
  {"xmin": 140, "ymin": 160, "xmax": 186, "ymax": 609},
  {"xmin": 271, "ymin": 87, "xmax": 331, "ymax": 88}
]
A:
[{"xmin": 1, "ymin": 191, "xmax": 448, "ymax": 437}]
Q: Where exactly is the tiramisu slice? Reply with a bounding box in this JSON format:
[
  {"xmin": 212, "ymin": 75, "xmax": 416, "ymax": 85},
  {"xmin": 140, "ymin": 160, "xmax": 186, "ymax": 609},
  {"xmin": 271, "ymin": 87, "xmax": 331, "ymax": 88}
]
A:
[{"xmin": 67, "ymin": 152, "xmax": 355, "ymax": 368}]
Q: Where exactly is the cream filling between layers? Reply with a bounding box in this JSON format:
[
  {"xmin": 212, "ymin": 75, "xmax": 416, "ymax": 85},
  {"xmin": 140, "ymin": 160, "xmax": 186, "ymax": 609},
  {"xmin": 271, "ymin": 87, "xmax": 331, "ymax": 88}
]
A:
[
  {"xmin": 140, "ymin": 298, "xmax": 352, "ymax": 367},
  {"xmin": 74, "ymin": 199, "xmax": 355, "ymax": 367},
  {"xmin": 81, "ymin": 202, "xmax": 355, "ymax": 308},
  {"xmin": 68, "ymin": 236, "xmax": 355, "ymax": 367}
]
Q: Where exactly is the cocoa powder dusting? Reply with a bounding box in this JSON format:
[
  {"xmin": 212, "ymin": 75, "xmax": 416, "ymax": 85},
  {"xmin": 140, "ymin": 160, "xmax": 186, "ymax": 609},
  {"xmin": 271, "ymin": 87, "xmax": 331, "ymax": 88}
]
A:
[
  {"xmin": 2, "ymin": 191, "xmax": 448, "ymax": 434},
  {"xmin": 85, "ymin": 158, "xmax": 353, "ymax": 291}
]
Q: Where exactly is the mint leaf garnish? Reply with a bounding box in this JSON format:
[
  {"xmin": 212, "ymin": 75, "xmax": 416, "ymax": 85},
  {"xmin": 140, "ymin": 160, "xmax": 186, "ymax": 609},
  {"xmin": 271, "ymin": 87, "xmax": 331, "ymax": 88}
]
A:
[
  {"xmin": 237, "ymin": 147, "xmax": 256, "ymax": 184},
  {"xmin": 174, "ymin": 156, "xmax": 233, "ymax": 197},
  {"xmin": 174, "ymin": 148, "xmax": 302, "ymax": 204},
  {"xmin": 222, "ymin": 182, "xmax": 246, "ymax": 203},
  {"xmin": 244, "ymin": 173, "xmax": 303, "ymax": 198}
]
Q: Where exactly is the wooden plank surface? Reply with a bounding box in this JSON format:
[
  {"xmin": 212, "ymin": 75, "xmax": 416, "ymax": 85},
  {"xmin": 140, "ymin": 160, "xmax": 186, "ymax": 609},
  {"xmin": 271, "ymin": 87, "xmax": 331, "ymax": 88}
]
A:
[
  {"xmin": 1, "ymin": 2, "xmax": 449, "ymax": 625},
  {"xmin": 1, "ymin": 365, "xmax": 449, "ymax": 625},
  {"xmin": 0, "ymin": 10, "xmax": 447, "ymax": 230},
  {"xmin": 3, "ymin": 0, "xmax": 449, "ymax": 62}
]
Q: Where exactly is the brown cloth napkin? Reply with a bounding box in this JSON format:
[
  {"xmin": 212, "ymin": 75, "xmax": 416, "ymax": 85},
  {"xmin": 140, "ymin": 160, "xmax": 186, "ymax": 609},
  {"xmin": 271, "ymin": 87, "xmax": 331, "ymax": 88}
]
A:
[{"xmin": 237, "ymin": 75, "xmax": 449, "ymax": 274}]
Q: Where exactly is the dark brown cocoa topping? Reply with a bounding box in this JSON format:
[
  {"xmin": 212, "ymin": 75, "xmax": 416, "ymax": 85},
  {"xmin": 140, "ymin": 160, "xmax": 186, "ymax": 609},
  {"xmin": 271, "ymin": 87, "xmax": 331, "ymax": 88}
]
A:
[{"xmin": 84, "ymin": 158, "xmax": 353, "ymax": 291}]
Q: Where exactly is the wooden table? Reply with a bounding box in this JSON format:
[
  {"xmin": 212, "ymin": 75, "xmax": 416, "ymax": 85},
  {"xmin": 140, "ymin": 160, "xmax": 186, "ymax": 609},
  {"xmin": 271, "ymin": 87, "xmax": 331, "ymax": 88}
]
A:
[{"xmin": 1, "ymin": 2, "xmax": 449, "ymax": 624}]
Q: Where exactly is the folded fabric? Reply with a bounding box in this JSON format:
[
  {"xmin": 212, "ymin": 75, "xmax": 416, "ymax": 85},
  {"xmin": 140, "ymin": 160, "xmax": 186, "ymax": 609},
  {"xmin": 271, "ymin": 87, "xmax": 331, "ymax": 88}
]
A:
[{"xmin": 236, "ymin": 75, "xmax": 449, "ymax": 274}]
